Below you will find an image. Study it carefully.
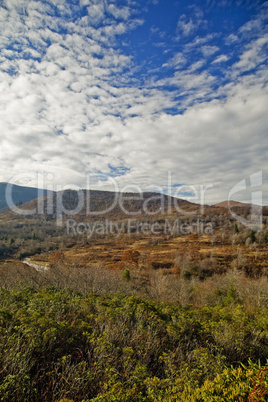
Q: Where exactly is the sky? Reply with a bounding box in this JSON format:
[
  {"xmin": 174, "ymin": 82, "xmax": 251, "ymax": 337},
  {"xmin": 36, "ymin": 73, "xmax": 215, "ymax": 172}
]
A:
[{"xmin": 0, "ymin": 0, "xmax": 267, "ymax": 205}]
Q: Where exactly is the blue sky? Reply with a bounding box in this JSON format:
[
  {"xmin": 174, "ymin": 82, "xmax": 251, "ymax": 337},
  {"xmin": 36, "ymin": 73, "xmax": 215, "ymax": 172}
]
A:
[{"xmin": 0, "ymin": 0, "xmax": 267, "ymax": 204}]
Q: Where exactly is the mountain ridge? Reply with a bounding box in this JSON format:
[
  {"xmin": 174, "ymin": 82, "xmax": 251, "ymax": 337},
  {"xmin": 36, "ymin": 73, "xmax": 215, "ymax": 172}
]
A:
[
  {"xmin": 1, "ymin": 184, "xmax": 267, "ymax": 221},
  {"xmin": 0, "ymin": 183, "xmax": 53, "ymax": 211}
]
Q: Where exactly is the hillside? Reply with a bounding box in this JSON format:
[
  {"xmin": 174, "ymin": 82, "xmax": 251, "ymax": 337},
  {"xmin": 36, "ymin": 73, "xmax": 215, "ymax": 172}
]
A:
[
  {"xmin": 0, "ymin": 183, "xmax": 53, "ymax": 210},
  {"xmin": 0, "ymin": 188, "xmax": 267, "ymax": 401},
  {"xmin": 2, "ymin": 186, "xmax": 267, "ymax": 223},
  {"xmin": 215, "ymin": 200, "xmax": 257, "ymax": 208},
  {"xmin": 3, "ymin": 189, "xmax": 198, "ymax": 221}
]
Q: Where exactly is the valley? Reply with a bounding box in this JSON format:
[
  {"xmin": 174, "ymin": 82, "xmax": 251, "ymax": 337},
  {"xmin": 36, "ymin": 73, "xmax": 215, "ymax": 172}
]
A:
[{"xmin": 0, "ymin": 187, "xmax": 268, "ymax": 401}]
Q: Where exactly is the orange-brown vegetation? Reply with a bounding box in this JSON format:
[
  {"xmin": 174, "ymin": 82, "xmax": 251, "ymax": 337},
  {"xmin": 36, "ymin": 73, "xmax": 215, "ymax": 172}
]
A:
[{"xmin": 0, "ymin": 191, "xmax": 268, "ymax": 401}]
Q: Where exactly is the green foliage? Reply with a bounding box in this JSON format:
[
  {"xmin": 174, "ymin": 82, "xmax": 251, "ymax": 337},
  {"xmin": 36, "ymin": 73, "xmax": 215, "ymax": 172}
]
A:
[
  {"xmin": 234, "ymin": 223, "xmax": 239, "ymax": 234},
  {"xmin": 223, "ymin": 278, "xmax": 240, "ymax": 305},
  {"xmin": 0, "ymin": 287, "xmax": 267, "ymax": 401},
  {"xmin": 122, "ymin": 269, "xmax": 131, "ymax": 281},
  {"xmin": 249, "ymin": 230, "xmax": 256, "ymax": 243}
]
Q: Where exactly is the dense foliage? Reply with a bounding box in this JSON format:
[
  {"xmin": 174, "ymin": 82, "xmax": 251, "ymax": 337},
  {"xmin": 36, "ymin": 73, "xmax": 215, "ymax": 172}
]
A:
[{"xmin": 0, "ymin": 287, "xmax": 267, "ymax": 401}]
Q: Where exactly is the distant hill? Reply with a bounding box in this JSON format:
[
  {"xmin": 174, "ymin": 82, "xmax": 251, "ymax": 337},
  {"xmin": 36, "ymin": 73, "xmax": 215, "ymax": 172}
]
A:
[
  {"xmin": 2, "ymin": 188, "xmax": 267, "ymax": 222},
  {"xmin": 0, "ymin": 183, "xmax": 53, "ymax": 210},
  {"xmin": 214, "ymin": 200, "xmax": 268, "ymax": 216},
  {"xmin": 214, "ymin": 200, "xmax": 254, "ymax": 208},
  {"xmin": 4, "ymin": 189, "xmax": 198, "ymax": 221}
]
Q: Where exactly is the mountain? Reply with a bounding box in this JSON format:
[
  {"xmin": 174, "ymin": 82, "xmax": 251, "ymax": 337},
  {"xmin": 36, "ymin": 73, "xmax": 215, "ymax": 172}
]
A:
[
  {"xmin": 215, "ymin": 200, "xmax": 254, "ymax": 208},
  {"xmin": 214, "ymin": 200, "xmax": 268, "ymax": 217},
  {"xmin": 3, "ymin": 189, "xmax": 198, "ymax": 222},
  {"xmin": 0, "ymin": 183, "xmax": 53, "ymax": 211}
]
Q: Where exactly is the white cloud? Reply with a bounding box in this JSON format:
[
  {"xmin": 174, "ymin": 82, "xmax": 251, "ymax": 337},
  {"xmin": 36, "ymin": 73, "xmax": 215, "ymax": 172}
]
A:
[
  {"xmin": 188, "ymin": 60, "xmax": 206, "ymax": 71},
  {"xmin": 0, "ymin": 0, "xmax": 267, "ymax": 205},
  {"xmin": 201, "ymin": 45, "xmax": 219, "ymax": 57},
  {"xmin": 212, "ymin": 54, "xmax": 229, "ymax": 63},
  {"xmin": 184, "ymin": 33, "xmax": 218, "ymax": 50},
  {"xmin": 234, "ymin": 35, "xmax": 268, "ymax": 73},
  {"xmin": 225, "ymin": 33, "xmax": 238, "ymax": 44},
  {"xmin": 107, "ymin": 4, "xmax": 131, "ymax": 20},
  {"xmin": 162, "ymin": 52, "xmax": 187, "ymax": 69},
  {"xmin": 177, "ymin": 14, "xmax": 196, "ymax": 36},
  {"xmin": 86, "ymin": 3, "xmax": 105, "ymax": 25},
  {"xmin": 177, "ymin": 7, "xmax": 205, "ymax": 38}
]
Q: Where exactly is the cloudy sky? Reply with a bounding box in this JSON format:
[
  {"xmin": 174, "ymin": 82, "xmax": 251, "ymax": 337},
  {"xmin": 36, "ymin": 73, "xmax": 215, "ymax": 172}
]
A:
[{"xmin": 0, "ymin": 0, "xmax": 267, "ymax": 204}]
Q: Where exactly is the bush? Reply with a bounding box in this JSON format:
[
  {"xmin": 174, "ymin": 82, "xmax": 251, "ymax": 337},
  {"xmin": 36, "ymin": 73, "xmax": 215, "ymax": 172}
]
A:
[{"xmin": 0, "ymin": 287, "xmax": 267, "ymax": 401}]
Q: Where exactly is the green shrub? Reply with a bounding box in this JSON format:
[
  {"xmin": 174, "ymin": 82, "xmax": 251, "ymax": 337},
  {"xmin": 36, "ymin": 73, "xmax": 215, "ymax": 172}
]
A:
[{"xmin": 0, "ymin": 287, "xmax": 267, "ymax": 401}]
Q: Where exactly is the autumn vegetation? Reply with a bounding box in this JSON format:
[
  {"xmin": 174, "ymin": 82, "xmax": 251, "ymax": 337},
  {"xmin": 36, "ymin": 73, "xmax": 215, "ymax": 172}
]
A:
[{"xmin": 0, "ymin": 191, "xmax": 267, "ymax": 400}]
